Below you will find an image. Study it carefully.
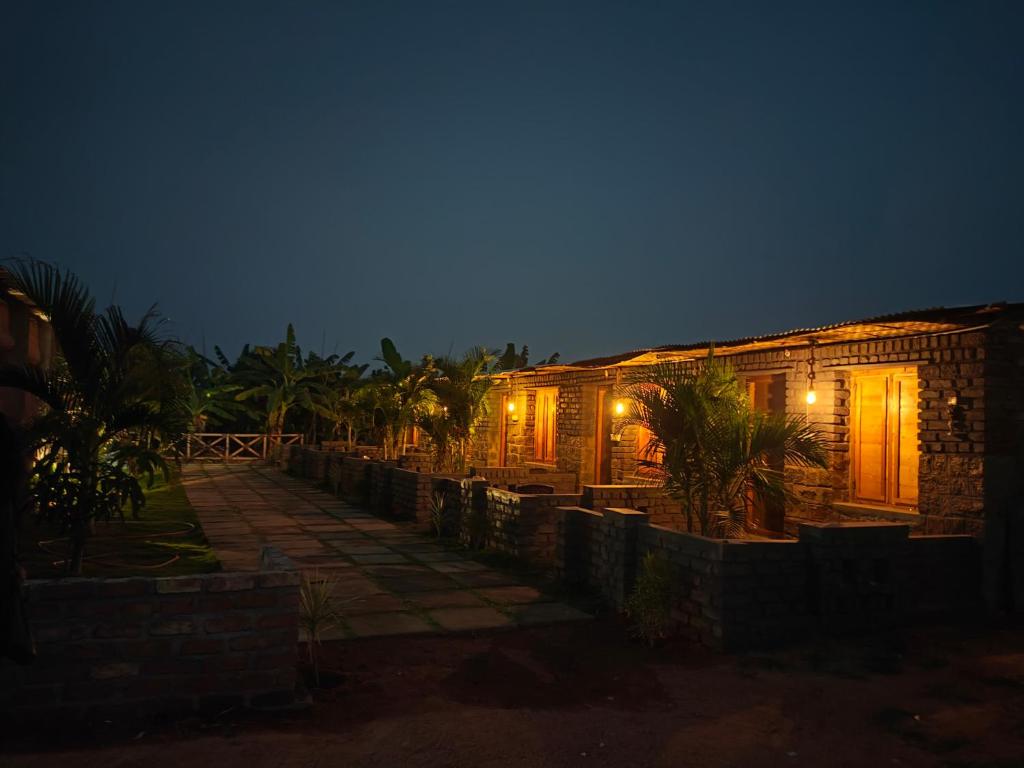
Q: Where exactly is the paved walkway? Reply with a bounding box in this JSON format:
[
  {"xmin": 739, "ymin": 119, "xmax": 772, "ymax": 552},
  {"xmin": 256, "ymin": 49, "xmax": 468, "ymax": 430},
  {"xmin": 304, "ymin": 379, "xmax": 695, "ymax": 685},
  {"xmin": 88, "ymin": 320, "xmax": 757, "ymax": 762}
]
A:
[{"xmin": 182, "ymin": 464, "xmax": 590, "ymax": 639}]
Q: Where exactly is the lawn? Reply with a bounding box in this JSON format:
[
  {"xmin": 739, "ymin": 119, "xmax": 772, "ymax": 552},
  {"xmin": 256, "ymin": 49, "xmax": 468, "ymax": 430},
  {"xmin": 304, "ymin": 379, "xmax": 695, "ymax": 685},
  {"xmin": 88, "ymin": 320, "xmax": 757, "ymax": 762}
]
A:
[{"xmin": 17, "ymin": 474, "xmax": 220, "ymax": 579}]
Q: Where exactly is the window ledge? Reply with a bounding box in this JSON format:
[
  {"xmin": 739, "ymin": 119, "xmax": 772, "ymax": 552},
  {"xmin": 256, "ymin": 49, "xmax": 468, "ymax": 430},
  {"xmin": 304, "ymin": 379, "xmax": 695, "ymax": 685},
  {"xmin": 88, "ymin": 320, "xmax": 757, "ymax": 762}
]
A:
[{"xmin": 833, "ymin": 502, "xmax": 919, "ymax": 522}]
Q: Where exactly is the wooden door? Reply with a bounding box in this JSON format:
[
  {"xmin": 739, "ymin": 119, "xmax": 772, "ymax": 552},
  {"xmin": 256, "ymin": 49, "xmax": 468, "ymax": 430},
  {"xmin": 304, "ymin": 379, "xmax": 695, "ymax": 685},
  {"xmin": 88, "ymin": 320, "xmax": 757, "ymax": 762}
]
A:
[
  {"xmin": 746, "ymin": 374, "xmax": 787, "ymax": 533},
  {"xmin": 852, "ymin": 373, "xmax": 889, "ymax": 503},
  {"xmin": 891, "ymin": 372, "xmax": 919, "ymax": 506},
  {"xmin": 534, "ymin": 388, "xmax": 558, "ymax": 463},
  {"xmin": 852, "ymin": 368, "xmax": 919, "ymax": 507}
]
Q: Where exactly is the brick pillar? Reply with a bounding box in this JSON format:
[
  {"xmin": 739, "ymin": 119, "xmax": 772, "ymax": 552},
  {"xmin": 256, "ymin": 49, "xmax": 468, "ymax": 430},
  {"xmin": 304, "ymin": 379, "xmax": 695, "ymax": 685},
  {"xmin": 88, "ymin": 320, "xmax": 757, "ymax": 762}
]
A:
[{"xmin": 600, "ymin": 508, "xmax": 649, "ymax": 609}]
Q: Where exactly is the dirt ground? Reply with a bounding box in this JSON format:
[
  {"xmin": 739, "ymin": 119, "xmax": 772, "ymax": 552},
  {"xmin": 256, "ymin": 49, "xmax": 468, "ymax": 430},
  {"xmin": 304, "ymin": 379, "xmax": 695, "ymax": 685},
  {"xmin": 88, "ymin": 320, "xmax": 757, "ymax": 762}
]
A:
[{"xmin": 4, "ymin": 618, "xmax": 1024, "ymax": 768}]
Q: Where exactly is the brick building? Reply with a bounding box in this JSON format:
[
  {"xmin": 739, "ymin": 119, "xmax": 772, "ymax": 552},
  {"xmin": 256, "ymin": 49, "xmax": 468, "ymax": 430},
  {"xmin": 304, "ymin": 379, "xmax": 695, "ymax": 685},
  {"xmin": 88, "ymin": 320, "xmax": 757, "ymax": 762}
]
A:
[
  {"xmin": 472, "ymin": 304, "xmax": 1024, "ymax": 604},
  {"xmin": 0, "ymin": 268, "xmax": 55, "ymax": 426}
]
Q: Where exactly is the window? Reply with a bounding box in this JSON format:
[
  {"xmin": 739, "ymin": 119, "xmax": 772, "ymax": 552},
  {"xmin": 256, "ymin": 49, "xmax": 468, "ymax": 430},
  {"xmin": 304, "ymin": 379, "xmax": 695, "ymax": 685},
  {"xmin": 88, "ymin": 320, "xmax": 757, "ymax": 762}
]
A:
[
  {"xmin": 851, "ymin": 368, "xmax": 919, "ymax": 507},
  {"xmin": 533, "ymin": 388, "xmax": 557, "ymax": 463}
]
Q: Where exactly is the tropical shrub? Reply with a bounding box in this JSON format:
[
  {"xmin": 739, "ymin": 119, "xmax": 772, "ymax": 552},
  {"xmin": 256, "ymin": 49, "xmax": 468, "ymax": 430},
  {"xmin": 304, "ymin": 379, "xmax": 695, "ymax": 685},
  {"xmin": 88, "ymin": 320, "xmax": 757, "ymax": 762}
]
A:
[
  {"xmin": 428, "ymin": 489, "xmax": 448, "ymax": 539},
  {"xmin": 0, "ymin": 260, "xmax": 186, "ymax": 573},
  {"xmin": 299, "ymin": 569, "xmax": 339, "ymax": 687},
  {"xmin": 365, "ymin": 338, "xmax": 433, "ymax": 460},
  {"xmin": 419, "ymin": 347, "xmax": 494, "ymax": 473},
  {"xmin": 621, "ymin": 352, "xmax": 827, "ymax": 537},
  {"xmin": 624, "ymin": 552, "xmax": 676, "ymax": 646}
]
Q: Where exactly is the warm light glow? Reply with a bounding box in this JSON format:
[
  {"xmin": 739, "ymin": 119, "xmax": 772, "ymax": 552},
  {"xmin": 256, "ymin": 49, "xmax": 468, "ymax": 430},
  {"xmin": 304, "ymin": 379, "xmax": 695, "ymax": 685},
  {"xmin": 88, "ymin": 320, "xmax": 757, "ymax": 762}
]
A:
[
  {"xmin": 506, "ymin": 400, "xmax": 516, "ymax": 414},
  {"xmin": 805, "ymin": 388, "xmax": 817, "ymax": 405},
  {"xmin": 614, "ymin": 400, "xmax": 626, "ymax": 416}
]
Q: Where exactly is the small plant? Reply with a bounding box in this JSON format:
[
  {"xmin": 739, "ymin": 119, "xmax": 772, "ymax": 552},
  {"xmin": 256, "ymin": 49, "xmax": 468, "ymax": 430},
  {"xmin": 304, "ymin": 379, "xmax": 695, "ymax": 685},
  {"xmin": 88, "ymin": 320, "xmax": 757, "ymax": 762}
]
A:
[
  {"xmin": 624, "ymin": 552, "xmax": 676, "ymax": 647},
  {"xmin": 299, "ymin": 569, "xmax": 339, "ymax": 687},
  {"xmin": 428, "ymin": 490, "xmax": 448, "ymax": 539}
]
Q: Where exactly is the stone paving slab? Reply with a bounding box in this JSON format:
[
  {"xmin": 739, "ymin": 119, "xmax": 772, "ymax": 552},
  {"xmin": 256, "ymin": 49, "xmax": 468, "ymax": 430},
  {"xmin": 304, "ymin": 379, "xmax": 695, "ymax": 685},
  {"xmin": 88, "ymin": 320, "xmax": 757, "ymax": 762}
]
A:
[
  {"xmin": 410, "ymin": 590, "xmax": 491, "ymax": 609},
  {"xmin": 345, "ymin": 612, "xmax": 434, "ymax": 637},
  {"xmin": 183, "ymin": 463, "xmax": 591, "ymax": 639},
  {"xmin": 428, "ymin": 606, "xmax": 513, "ymax": 631}
]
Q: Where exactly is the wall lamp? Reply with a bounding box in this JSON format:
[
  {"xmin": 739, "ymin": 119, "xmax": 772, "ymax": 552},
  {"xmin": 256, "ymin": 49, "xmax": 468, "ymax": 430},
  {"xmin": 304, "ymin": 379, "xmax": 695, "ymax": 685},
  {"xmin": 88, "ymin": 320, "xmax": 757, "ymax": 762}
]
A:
[{"xmin": 805, "ymin": 340, "xmax": 818, "ymax": 405}]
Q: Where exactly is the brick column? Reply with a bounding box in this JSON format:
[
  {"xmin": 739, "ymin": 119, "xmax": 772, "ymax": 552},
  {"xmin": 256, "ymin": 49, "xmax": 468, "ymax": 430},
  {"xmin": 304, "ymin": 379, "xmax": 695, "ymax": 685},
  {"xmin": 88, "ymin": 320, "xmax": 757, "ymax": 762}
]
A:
[{"xmin": 600, "ymin": 508, "xmax": 649, "ymax": 609}]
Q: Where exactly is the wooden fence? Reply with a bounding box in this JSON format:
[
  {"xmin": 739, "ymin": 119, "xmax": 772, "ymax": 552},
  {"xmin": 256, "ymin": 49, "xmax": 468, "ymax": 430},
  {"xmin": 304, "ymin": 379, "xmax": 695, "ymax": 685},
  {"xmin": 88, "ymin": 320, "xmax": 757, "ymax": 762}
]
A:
[{"xmin": 181, "ymin": 433, "xmax": 304, "ymax": 461}]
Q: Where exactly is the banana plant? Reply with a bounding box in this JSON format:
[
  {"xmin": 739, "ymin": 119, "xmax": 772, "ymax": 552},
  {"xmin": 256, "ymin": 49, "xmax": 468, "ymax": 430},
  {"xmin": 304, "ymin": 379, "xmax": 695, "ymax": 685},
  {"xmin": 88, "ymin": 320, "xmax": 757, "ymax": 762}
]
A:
[
  {"xmin": 366, "ymin": 338, "xmax": 434, "ymax": 459},
  {"xmin": 233, "ymin": 324, "xmax": 321, "ymax": 436}
]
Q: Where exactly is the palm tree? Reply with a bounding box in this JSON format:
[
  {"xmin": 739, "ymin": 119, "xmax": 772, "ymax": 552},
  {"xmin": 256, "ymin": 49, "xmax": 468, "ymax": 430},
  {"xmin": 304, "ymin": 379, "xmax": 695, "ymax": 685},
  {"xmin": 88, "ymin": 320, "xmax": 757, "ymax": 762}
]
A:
[
  {"xmin": 0, "ymin": 260, "xmax": 185, "ymax": 573},
  {"xmin": 621, "ymin": 352, "xmax": 827, "ymax": 537},
  {"xmin": 421, "ymin": 347, "xmax": 495, "ymax": 472}
]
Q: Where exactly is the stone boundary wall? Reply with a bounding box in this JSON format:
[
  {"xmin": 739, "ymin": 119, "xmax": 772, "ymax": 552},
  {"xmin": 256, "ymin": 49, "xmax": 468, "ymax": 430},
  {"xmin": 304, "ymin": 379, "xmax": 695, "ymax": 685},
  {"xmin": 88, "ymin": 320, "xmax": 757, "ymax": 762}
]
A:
[
  {"xmin": 557, "ymin": 509, "xmax": 982, "ymax": 650},
  {"xmin": 1, "ymin": 547, "xmax": 301, "ymax": 718}
]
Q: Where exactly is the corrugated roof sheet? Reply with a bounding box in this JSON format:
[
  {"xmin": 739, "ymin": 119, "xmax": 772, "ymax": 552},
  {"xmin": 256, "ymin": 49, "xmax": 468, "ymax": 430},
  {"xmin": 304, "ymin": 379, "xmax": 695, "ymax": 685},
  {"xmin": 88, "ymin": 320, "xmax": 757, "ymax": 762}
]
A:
[{"xmin": 493, "ymin": 302, "xmax": 1021, "ymax": 376}]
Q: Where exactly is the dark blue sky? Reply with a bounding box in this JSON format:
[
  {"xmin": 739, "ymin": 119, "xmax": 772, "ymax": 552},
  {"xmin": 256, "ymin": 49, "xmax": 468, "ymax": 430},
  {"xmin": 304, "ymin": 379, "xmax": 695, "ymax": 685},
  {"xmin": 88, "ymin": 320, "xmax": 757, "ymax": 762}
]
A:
[{"xmin": 3, "ymin": 1, "xmax": 1022, "ymax": 363}]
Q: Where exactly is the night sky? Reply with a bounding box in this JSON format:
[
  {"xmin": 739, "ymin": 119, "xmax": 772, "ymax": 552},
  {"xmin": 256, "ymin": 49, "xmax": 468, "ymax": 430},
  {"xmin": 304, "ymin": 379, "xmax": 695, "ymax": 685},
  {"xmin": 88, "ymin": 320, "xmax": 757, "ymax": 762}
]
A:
[{"xmin": 3, "ymin": 1, "xmax": 1022, "ymax": 364}]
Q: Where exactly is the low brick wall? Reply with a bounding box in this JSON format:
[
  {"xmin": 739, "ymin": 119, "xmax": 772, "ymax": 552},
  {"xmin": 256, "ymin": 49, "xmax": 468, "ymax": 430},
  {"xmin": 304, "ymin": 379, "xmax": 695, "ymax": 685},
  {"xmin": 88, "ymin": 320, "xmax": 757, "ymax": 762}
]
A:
[
  {"xmin": 473, "ymin": 466, "xmax": 579, "ymax": 494},
  {"xmin": 557, "ymin": 509, "xmax": 982, "ymax": 651},
  {"xmin": 340, "ymin": 456, "xmax": 372, "ymax": 502},
  {"xmin": 478, "ymin": 488, "xmax": 582, "ymax": 564},
  {"xmin": 367, "ymin": 460, "xmax": 398, "ymax": 515},
  {"xmin": 582, "ymin": 485, "xmax": 684, "ymax": 529},
  {"xmin": 325, "ymin": 453, "xmax": 345, "ymax": 495},
  {"xmin": 397, "ymin": 453, "xmax": 434, "ymax": 473},
  {"xmin": 0, "ymin": 547, "xmax": 302, "ymax": 718},
  {"xmin": 390, "ymin": 467, "xmax": 436, "ymax": 524}
]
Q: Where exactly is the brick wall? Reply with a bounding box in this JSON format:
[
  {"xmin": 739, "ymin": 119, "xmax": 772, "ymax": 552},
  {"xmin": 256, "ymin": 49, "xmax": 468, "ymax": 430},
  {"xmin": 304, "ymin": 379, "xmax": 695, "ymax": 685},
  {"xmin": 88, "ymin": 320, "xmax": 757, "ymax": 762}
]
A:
[
  {"xmin": 340, "ymin": 456, "xmax": 372, "ymax": 503},
  {"xmin": 582, "ymin": 485, "xmax": 684, "ymax": 528},
  {"xmin": 479, "ymin": 488, "xmax": 582, "ymax": 565},
  {"xmin": 0, "ymin": 547, "xmax": 301, "ymax": 718},
  {"xmin": 478, "ymin": 327, "xmax": 1014, "ymax": 542},
  {"xmin": 390, "ymin": 467, "xmax": 437, "ymax": 524},
  {"xmin": 556, "ymin": 508, "xmax": 981, "ymax": 651},
  {"xmin": 473, "ymin": 466, "xmax": 579, "ymax": 494}
]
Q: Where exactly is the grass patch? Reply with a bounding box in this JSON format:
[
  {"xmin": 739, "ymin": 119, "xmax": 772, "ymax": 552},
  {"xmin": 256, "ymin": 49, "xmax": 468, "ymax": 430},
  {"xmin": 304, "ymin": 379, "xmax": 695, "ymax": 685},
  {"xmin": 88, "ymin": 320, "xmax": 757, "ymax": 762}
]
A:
[{"xmin": 17, "ymin": 475, "xmax": 220, "ymax": 579}]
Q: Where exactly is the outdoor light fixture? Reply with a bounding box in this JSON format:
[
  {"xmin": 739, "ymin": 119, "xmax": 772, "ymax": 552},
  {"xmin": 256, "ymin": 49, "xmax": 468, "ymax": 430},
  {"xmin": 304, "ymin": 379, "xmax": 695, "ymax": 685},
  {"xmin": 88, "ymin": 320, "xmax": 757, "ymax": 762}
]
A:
[
  {"xmin": 506, "ymin": 400, "xmax": 516, "ymax": 414},
  {"xmin": 805, "ymin": 340, "xmax": 818, "ymax": 405},
  {"xmin": 614, "ymin": 400, "xmax": 626, "ymax": 416}
]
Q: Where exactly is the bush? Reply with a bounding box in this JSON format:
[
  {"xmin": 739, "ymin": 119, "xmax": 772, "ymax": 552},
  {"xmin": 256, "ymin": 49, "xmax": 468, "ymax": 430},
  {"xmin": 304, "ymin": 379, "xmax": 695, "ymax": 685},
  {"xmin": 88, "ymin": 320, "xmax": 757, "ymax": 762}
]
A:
[
  {"xmin": 428, "ymin": 490, "xmax": 450, "ymax": 538},
  {"xmin": 299, "ymin": 570, "xmax": 339, "ymax": 687},
  {"xmin": 624, "ymin": 552, "xmax": 676, "ymax": 646}
]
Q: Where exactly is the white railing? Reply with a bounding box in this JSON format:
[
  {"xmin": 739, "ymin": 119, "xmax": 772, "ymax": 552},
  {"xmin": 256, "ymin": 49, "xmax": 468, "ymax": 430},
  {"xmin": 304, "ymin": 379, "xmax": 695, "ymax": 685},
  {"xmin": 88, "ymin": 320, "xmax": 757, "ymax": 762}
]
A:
[{"xmin": 181, "ymin": 433, "xmax": 304, "ymax": 461}]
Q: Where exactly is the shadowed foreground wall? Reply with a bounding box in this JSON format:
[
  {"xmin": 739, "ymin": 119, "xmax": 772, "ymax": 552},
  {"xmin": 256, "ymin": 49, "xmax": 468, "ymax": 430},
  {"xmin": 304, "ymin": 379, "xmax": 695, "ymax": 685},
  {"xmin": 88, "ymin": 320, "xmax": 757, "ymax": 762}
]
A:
[{"xmin": 0, "ymin": 547, "xmax": 302, "ymax": 718}]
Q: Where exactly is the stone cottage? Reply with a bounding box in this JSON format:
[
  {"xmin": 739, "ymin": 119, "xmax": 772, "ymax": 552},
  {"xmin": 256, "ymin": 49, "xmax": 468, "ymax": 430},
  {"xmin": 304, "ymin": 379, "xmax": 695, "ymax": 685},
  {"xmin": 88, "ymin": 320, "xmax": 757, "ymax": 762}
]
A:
[{"xmin": 472, "ymin": 303, "xmax": 1024, "ymax": 607}]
